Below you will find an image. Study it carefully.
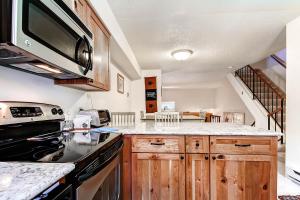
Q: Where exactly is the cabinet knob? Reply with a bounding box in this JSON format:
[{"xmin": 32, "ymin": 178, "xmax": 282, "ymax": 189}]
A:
[
  {"xmin": 195, "ymin": 142, "xmax": 200, "ymax": 147},
  {"xmin": 205, "ymin": 155, "xmax": 209, "ymax": 160},
  {"xmin": 212, "ymin": 156, "xmax": 216, "ymax": 160},
  {"xmin": 180, "ymin": 155, "xmax": 184, "ymax": 160}
]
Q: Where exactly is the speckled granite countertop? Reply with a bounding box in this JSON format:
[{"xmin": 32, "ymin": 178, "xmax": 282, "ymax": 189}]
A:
[
  {"xmin": 0, "ymin": 162, "xmax": 75, "ymax": 200},
  {"xmin": 114, "ymin": 121, "xmax": 281, "ymax": 136}
]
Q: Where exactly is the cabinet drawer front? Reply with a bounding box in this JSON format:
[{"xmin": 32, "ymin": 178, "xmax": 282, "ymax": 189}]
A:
[
  {"xmin": 210, "ymin": 136, "xmax": 277, "ymax": 155},
  {"xmin": 131, "ymin": 135, "xmax": 185, "ymax": 153},
  {"xmin": 186, "ymin": 136, "xmax": 209, "ymax": 153}
]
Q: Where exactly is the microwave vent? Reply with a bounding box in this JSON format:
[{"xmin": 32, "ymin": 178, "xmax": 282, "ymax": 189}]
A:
[{"xmin": 0, "ymin": 49, "xmax": 25, "ymax": 60}]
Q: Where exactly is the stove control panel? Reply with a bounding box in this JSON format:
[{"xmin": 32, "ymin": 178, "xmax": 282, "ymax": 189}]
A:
[
  {"xmin": 10, "ymin": 107, "xmax": 43, "ymax": 118},
  {"xmin": 0, "ymin": 102, "xmax": 65, "ymax": 125}
]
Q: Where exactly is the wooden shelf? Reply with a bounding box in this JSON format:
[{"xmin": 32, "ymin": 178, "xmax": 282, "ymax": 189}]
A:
[{"xmin": 55, "ymin": 78, "xmax": 108, "ymax": 91}]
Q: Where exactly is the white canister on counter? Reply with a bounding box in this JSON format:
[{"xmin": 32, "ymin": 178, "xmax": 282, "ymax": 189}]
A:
[{"xmin": 73, "ymin": 115, "xmax": 92, "ymax": 129}]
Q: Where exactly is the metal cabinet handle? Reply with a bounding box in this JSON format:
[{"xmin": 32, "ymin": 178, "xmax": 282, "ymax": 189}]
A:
[
  {"xmin": 150, "ymin": 142, "xmax": 165, "ymax": 146},
  {"xmin": 74, "ymin": 0, "xmax": 77, "ymax": 9},
  {"xmin": 235, "ymin": 144, "xmax": 251, "ymax": 147}
]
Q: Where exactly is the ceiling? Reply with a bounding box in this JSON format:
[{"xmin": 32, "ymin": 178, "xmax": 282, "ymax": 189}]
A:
[{"xmin": 107, "ymin": 0, "xmax": 300, "ymax": 88}]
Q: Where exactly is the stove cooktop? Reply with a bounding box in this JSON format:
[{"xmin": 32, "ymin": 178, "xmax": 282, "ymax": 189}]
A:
[{"xmin": 0, "ymin": 131, "xmax": 122, "ymax": 165}]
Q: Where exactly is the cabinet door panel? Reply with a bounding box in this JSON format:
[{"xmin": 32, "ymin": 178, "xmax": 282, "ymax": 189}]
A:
[
  {"xmin": 186, "ymin": 154, "xmax": 209, "ymax": 200},
  {"xmin": 87, "ymin": 8, "xmax": 110, "ymax": 90},
  {"xmin": 132, "ymin": 153, "xmax": 185, "ymax": 200},
  {"xmin": 210, "ymin": 154, "xmax": 277, "ymax": 200},
  {"xmin": 74, "ymin": 0, "xmax": 87, "ymax": 23}
]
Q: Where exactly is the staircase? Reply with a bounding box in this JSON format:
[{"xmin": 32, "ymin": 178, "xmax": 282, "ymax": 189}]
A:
[{"xmin": 235, "ymin": 65, "xmax": 286, "ymax": 143}]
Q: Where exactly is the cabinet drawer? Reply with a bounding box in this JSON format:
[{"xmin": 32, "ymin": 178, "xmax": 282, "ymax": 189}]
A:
[
  {"xmin": 185, "ymin": 136, "xmax": 209, "ymax": 153},
  {"xmin": 131, "ymin": 135, "xmax": 185, "ymax": 153},
  {"xmin": 210, "ymin": 136, "xmax": 277, "ymax": 155}
]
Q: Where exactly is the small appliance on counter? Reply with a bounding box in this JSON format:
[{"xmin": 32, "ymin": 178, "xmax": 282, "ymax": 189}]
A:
[
  {"xmin": 73, "ymin": 115, "xmax": 92, "ymax": 129},
  {"xmin": 0, "ymin": 101, "xmax": 123, "ymax": 200},
  {"xmin": 78, "ymin": 109, "xmax": 111, "ymax": 127}
]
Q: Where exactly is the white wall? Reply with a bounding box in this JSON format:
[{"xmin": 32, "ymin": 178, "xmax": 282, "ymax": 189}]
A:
[
  {"xmin": 215, "ymin": 79, "xmax": 254, "ymax": 125},
  {"xmin": 162, "ymin": 79, "xmax": 254, "ymax": 125},
  {"xmin": 130, "ymin": 69, "xmax": 162, "ymax": 119},
  {"xmin": 0, "ymin": 63, "xmax": 132, "ymax": 119},
  {"xmin": 227, "ymin": 73, "xmax": 271, "ymax": 129},
  {"xmin": 162, "ymin": 88, "xmax": 216, "ymax": 112},
  {"xmin": 251, "ymin": 56, "xmax": 286, "ymax": 92},
  {"xmin": 286, "ymin": 16, "xmax": 300, "ymax": 173}
]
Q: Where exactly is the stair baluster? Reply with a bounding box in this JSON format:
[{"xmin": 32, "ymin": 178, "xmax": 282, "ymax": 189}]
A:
[{"xmin": 235, "ymin": 65, "xmax": 285, "ymax": 142}]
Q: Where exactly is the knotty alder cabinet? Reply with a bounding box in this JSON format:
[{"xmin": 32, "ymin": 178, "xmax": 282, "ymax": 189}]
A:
[
  {"xmin": 57, "ymin": 0, "xmax": 110, "ymax": 91},
  {"xmin": 122, "ymin": 135, "xmax": 278, "ymax": 200}
]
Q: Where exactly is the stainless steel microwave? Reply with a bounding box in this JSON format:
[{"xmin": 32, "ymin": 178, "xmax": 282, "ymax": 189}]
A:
[{"xmin": 0, "ymin": 0, "xmax": 94, "ymax": 79}]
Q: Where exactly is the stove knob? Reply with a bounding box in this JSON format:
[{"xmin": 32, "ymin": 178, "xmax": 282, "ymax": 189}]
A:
[
  {"xmin": 51, "ymin": 108, "xmax": 58, "ymax": 115},
  {"xmin": 57, "ymin": 109, "xmax": 64, "ymax": 115}
]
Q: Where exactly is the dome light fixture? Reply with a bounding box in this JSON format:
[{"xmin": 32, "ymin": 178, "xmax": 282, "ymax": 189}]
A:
[{"xmin": 171, "ymin": 49, "xmax": 193, "ymax": 61}]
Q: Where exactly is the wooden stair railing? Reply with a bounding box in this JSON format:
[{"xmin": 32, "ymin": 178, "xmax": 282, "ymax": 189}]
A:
[{"xmin": 235, "ymin": 65, "xmax": 285, "ymax": 141}]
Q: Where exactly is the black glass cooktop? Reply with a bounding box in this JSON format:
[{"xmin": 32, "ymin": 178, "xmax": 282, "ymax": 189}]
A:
[{"xmin": 0, "ymin": 131, "xmax": 122, "ymax": 165}]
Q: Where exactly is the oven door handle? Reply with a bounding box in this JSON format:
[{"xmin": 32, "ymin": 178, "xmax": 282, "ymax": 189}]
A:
[{"xmin": 77, "ymin": 143, "xmax": 123, "ymax": 184}]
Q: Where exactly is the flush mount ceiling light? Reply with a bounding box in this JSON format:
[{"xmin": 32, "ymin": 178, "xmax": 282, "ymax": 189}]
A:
[{"xmin": 171, "ymin": 49, "xmax": 193, "ymax": 61}]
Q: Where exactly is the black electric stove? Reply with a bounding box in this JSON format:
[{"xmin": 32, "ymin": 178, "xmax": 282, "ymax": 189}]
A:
[
  {"xmin": 0, "ymin": 130, "xmax": 122, "ymax": 169},
  {"xmin": 0, "ymin": 102, "xmax": 123, "ymax": 200},
  {"xmin": 0, "ymin": 102, "xmax": 122, "ymax": 172}
]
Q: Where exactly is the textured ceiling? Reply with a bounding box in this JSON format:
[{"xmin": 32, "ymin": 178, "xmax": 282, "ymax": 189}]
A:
[{"xmin": 107, "ymin": 0, "xmax": 300, "ymax": 88}]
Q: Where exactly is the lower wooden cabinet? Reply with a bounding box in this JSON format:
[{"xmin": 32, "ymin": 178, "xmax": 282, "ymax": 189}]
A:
[
  {"xmin": 210, "ymin": 154, "xmax": 277, "ymax": 200},
  {"xmin": 186, "ymin": 154, "xmax": 210, "ymax": 200},
  {"xmin": 123, "ymin": 136, "xmax": 278, "ymax": 200},
  {"xmin": 132, "ymin": 153, "xmax": 186, "ymax": 200}
]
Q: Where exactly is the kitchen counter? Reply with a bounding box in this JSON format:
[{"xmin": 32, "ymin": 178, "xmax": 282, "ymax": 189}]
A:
[
  {"xmin": 115, "ymin": 121, "xmax": 281, "ymax": 136},
  {"xmin": 0, "ymin": 162, "xmax": 75, "ymax": 200}
]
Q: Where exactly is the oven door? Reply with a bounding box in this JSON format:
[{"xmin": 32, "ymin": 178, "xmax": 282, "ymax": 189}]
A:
[
  {"xmin": 11, "ymin": 0, "xmax": 93, "ymax": 77},
  {"xmin": 76, "ymin": 155, "xmax": 121, "ymax": 200}
]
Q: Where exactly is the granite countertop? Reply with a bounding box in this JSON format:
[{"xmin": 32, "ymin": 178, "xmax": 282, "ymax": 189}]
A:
[
  {"xmin": 114, "ymin": 121, "xmax": 282, "ymax": 136},
  {"xmin": 0, "ymin": 162, "xmax": 75, "ymax": 200}
]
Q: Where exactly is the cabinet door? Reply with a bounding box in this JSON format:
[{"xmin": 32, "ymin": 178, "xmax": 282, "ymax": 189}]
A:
[
  {"xmin": 87, "ymin": 10, "xmax": 110, "ymax": 90},
  {"xmin": 186, "ymin": 154, "xmax": 210, "ymax": 200},
  {"xmin": 132, "ymin": 153, "xmax": 185, "ymax": 200},
  {"xmin": 210, "ymin": 154, "xmax": 277, "ymax": 200},
  {"xmin": 74, "ymin": 0, "xmax": 87, "ymax": 23}
]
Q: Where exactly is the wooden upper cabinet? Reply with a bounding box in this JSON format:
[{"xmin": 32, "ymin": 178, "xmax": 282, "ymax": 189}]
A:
[
  {"xmin": 74, "ymin": 0, "xmax": 87, "ymax": 23},
  {"xmin": 87, "ymin": 8, "xmax": 110, "ymax": 90},
  {"xmin": 210, "ymin": 154, "xmax": 277, "ymax": 200},
  {"xmin": 132, "ymin": 153, "xmax": 186, "ymax": 200},
  {"xmin": 186, "ymin": 154, "xmax": 210, "ymax": 200}
]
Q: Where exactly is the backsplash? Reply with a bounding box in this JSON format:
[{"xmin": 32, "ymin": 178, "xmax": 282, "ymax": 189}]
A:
[{"xmin": 0, "ymin": 64, "xmax": 132, "ymax": 119}]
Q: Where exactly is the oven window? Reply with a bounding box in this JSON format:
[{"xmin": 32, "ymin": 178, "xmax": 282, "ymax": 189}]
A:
[{"xmin": 22, "ymin": 0, "xmax": 80, "ymax": 62}]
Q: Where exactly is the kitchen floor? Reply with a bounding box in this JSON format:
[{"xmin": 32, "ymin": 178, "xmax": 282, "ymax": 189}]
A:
[{"xmin": 277, "ymin": 152, "xmax": 300, "ymax": 196}]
